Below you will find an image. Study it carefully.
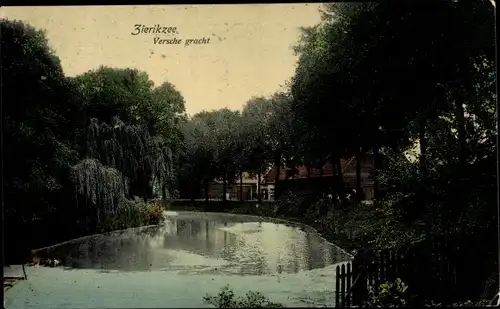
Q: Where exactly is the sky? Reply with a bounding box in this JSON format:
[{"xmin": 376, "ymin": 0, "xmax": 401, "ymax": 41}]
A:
[{"xmin": 1, "ymin": 4, "xmax": 323, "ymax": 115}]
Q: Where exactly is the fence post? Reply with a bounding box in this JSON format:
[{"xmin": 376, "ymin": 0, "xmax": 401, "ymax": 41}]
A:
[
  {"xmin": 341, "ymin": 264, "xmax": 346, "ymax": 307},
  {"xmin": 346, "ymin": 263, "xmax": 352, "ymax": 307},
  {"xmin": 351, "ymin": 249, "xmax": 374, "ymax": 307},
  {"xmin": 351, "ymin": 255, "xmax": 361, "ymax": 306},
  {"xmin": 336, "ymin": 265, "xmax": 341, "ymax": 307}
]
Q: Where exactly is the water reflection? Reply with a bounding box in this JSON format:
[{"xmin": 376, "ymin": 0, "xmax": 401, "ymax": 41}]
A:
[{"xmin": 40, "ymin": 212, "xmax": 351, "ymax": 276}]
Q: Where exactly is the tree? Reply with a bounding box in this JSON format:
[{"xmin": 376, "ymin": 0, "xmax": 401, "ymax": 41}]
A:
[
  {"xmin": 267, "ymin": 92, "xmax": 296, "ymax": 192},
  {"xmin": 2, "ymin": 19, "xmax": 83, "ymax": 261},
  {"xmin": 2, "ymin": 19, "xmax": 190, "ymax": 264},
  {"xmin": 178, "ymin": 115, "xmax": 217, "ymax": 200},
  {"xmin": 73, "ymin": 67, "xmax": 185, "ymax": 200},
  {"xmin": 240, "ymin": 93, "xmax": 296, "ymax": 200},
  {"xmin": 291, "ymin": 14, "xmax": 357, "ymax": 195},
  {"xmin": 202, "ymin": 109, "xmax": 242, "ymax": 201},
  {"xmin": 241, "ymin": 97, "xmax": 273, "ymax": 201},
  {"xmin": 179, "ymin": 109, "xmax": 242, "ymax": 201},
  {"xmin": 291, "ymin": 1, "xmax": 495, "ymax": 202}
]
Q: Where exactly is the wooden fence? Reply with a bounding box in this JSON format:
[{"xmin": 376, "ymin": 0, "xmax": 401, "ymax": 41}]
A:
[
  {"xmin": 335, "ymin": 262, "xmax": 352, "ymax": 307},
  {"xmin": 335, "ymin": 249, "xmax": 405, "ymax": 307},
  {"xmin": 335, "ymin": 227, "xmax": 498, "ymax": 307}
]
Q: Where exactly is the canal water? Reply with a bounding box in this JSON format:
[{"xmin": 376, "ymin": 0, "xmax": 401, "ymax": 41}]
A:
[{"xmin": 5, "ymin": 211, "xmax": 352, "ymax": 308}]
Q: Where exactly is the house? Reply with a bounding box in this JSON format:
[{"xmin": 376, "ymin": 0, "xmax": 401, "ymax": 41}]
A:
[
  {"xmin": 261, "ymin": 153, "xmax": 380, "ymax": 201},
  {"xmin": 202, "ymin": 173, "xmax": 259, "ymax": 201}
]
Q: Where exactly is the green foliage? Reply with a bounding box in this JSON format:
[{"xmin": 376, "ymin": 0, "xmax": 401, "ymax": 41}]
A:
[
  {"xmin": 2, "ymin": 19, "xmax": 186, "ymax": 261},
  {"xmin": 178, "ymin": 92, "xmax": 298, "ymax": 200},
  {"xmin": 86, "ymin": 117, "xmax": 173, "ymax": 194},
  {"xmin": 240, "ymin": 97, "xmax": 273, "ymax": 174},
  {"xmin": 92, "ymin": 199, "xmax": 163, "ymax": 232},
  {"xmin": 2, "ymin": 18, "xmax": 85, "ymax": 262},
  {"xmin": 71, "ymin": 158, "xmax": 128, "ymax": 212},
  {"xmin": 273, "ymin": 190, "xmax": 315, "ymax": 219},
  {"xmin": 141, "ymin": 203, "xmax": 165, "ymax": 225},
  {"xmin": 203, "ymin": 285, "xmax": 284, "ymax": 308},
  {"xmin": 70, "ymin": 159, "xmax": 164, "ymax": 231},
  {"xmin": 363, "ymin": 278, "xmax": 411, "ymax": 308}
]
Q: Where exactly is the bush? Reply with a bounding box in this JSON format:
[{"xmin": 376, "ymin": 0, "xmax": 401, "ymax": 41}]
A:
[
  {"xmin": 362, "ymin": 278, "xmax": 492, "ymax": 307},
  {"xmin": 362, "ymin": 278, "xmax": 411, "ymax": 308},
  {"xmin": 273, "ymin": 190, "xmax": 319, "ymax": 219},
  {"xmin": 97, "ymin": 199, "xmax": 164, "ymax": 232},
  {"xmin": 203, "ymin": 285, "xmax": 284, "ymax": 308},
  {"xmin": 141, "ymin": 202, "xmax": 164, "ymax": 225}
]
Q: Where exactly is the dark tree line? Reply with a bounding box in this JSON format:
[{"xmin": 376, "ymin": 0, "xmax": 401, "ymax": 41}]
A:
[
  {"xmin": 2, "ymin": 19, "xmax": 186, "ymax": 263},
  {"xmin": 179, "ymin": 1, "xmax": 496, "ymax": 230}
]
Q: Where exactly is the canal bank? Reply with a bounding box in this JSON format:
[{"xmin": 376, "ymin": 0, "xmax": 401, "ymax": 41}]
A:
[{"xmin": 164, "ymin": 200, "xmax": 361, "ymax": 254}]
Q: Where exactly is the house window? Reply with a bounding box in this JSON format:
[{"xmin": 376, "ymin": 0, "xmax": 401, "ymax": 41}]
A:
[
  {"xmin": 269, "ymin": 188, "xmax": 275, "ymax": 200},
  {"xmin": 262, "ymin": 189, "xmax": 268, "ymax": 200}
]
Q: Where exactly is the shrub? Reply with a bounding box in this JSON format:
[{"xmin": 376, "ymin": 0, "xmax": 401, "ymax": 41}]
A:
[
  {"xmin": 203, "ymin": 285, "xmax": 284, "ymax": 308},
  {"xmin": 273, "ymin": 190, "xmax": 317, "ymax": 219},
  {"xmin": 362, "ymin": 278, "xmax": 411, "ymax": 308},
  {"xmin": 141, "ymin": 202, "xmax": 164, "ymax": 225},
  {"xmin": 304, "ymin": 197, "xmax": 335, "ymax": 222},
  {"xmin": 97, "ymin": 199, "xmax": 164, "ymax": 231}
]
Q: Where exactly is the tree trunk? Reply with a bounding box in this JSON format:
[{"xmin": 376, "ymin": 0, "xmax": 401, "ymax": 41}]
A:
[
  {"xmin": 419, "ymin": 117, "xmax": 427, "ymax": 178},
  {"xmin": 274, "ymin": 154, "xmax": 281, "ymax": 198},
  {"xmin": 450, "ymin": 96, "xmax": 467, "ymax": 222},
  {"xmin": 355, "ymin": 150, "xmax": 362, "ymax": 201},
  {"xmin": 162, "ymin": 183, "xmax": 167, "ymax": 200},
  {"xmin": 222, "ymin": 173, "xmax": 227, "ymax": 201},
  {"xmin": 373, "ymin": 146, "xmax": 380, "ymax": 200},
  {"xmin": 190, "ymin": 185, "xmax": 195, "ymax": 202},
  {"xmin": 455, "ymin": 99, "xmax": 466, "ymax": 168},
  {"xmin": 142, "ymin": 175, "xmax": 149, "ymax": 203},
  {"xmin": 318, "ymin": 163, "xmax": 324, "ymax": 192},
  {"xmin": 274, "ymin": 156, "xmax": 281, "ymax": 185},
  {"xmin": 239, "ymin": 170, "xmax": 243, "ymax": 201},
  {"xmin": 204, "ymin": 180, "xmax": 209, "ymax": 202},
  {"xmin": 336, "ymin": 156, "xmax": 345, "ymax": 194},
  {"xmin": 257, "ymin": 170, "xmax": 262, "ymax": 202},
  {"xmin": 147, "ymin": 181, "xmax": 153, "ymax": 200}
]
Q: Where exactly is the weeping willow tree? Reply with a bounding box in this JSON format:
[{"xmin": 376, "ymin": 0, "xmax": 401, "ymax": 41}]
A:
[
  {"xmin": 70, "ymin": 116, "xmax": 173, "ymax": 230},
  {"xmin": 71, "ymin": 158, "xmax": 130, "ymax": 230},
  {"xmin": 85, "ymin": 116, "xmax": 173, "ymax": 200}
]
